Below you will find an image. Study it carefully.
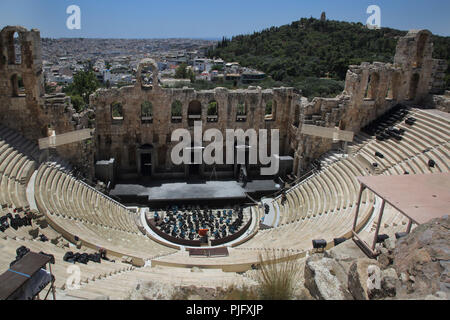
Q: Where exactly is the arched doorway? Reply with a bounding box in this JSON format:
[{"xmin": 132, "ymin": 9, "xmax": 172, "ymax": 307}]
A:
[
  {"xmin": 137, "ymin": 144, "xmax": 154, "ymax": 177},
  {"xmin": 141, "ymin": 101, "xmax": 153, "ymax": 123},
  {"xmin": 293, "ymin": 105, "xmax": 300, "ymax": 127},
  {"xmin": 11, "ymin": 74, "xmax": 19, "ymax": 97},
  {"xmin": 236, "ymin": 101, "xmax": 247, "ymax": 122},
  {"xmin": 188, "ymin": 100, "xmax": 202, "ymax": 127},
  {"xmin": 233, "ymin": 136, "xmax": 253, "ymax": 180},
  {"xmin": 265, "ymin": 100, "xmax": 276, "ymax": 121},
  {"xmin": 136, "ymin": 59, "xmax": 159, "ymax": 89},
  {"xmin": 386, "ymin": 72, "xmax": 401, "ymax": 100},
  {"xmin": 365, "ymin": 73, "xmax": 380, "ymax": 100},
  {"xmin": 416, "ymin": 33, "xmax": 428, "ymax": 68},
  {"xmin": 7, "ymin": 31, "xmax": 21, "ymax": 65},
  {"xmin": 171, "ymin": 100, "xmax": 183, "ymax": 123},
  {"xmin": 207, "ymin": 100, "xmax": 218, "ymax": 122},
  {"xmin": 187, "ymin": 141, "xmax": 203, "ymax": 177},
  {"xmin": 408, "ymin": 74, "xmax": 420, "ymax": 101}
]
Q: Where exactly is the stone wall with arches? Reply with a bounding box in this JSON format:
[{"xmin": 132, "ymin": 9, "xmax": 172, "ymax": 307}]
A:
[
  {"xmin": 92, "ymin": 62, "xmax": 299, "ymax": 179},
  {"xmin": 0, "ymin": 26, "xmax": 95, "ymax": 179},
  {"xmin": 1, "ymin": 26, "xmax": 445, "ymax": 182},
  {"xmin": 93, "ymin": 30, "xmax": 447, "ymax": 179},
  {"xmin": 290, "ymin": 29, "xmax": 447, "ymax": 174}
]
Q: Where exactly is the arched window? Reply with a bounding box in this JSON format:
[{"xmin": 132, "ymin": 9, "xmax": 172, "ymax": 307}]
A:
[
  {"xmin": 171, "ymin": 100, "xmax": 182, "ymax": 123},
  {"xmin": 236, "ymin": 102, "xmax": 247, "ymax": 122},
  {"xmin": 364, "ymin": 73, "xmax": 380, "ymax": 100},
  {"xmin": 265, "ymin": 100, "xmax": 276, "ymax": 121},
  {"xmin": 188, "ymin": 100, "xmax": 202, "ymax": 126},
  {"xmin": 8, "ymin": 32, "xmax": 21, "ymax": 65},
  {"xmin": 207, "ymin": 100, "xmax": 218, "ymax": 122},
  {"xmin": 140, "ymin": 65, "xmax": 154, "ymax": 85},
  {"xmin": 136, "ymin": 59, "xmax": 159, "ymax": 89},
  {"xmin": 386, "ymin": 73, "xmax": 400, "ymax": 100},
  {"xmin": 111, "ymin": 102, "xmax": 124, "ymax": 121},
  {"xmin": 415, "ymin": 33, "xmax": 428, "ymax": 68},
  {"xmin": 11, "ymin": 74, "xmax": 19, "ymax": 97},
  {"xmin": 293, "ymin": 105, "xmax": 300, "ymax": 128},
  {"xmin": 408, "ymin": 74, "xmax": 420, "ymax": 101},
  {"xmin": 141, "ymin": 101, "xmax": 153, "ymax": 123},
  {"xmin": 11, "ymin": 74, "xmax": 25, "ymax": 97},
  {"xmin": 14, "ymin": 32, "xmax": 21, "ymax": 65}
]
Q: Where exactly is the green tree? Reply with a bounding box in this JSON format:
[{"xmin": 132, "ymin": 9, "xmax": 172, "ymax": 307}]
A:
[
  {"xmin": 171, "ymin": 100, "xmax": 182, "ymax": 116},
  {"xmin": 175, "ymin": 63, "xmax": 195, "ymax": 82},
  {"xmin": 207, "ymin": 101, "xmax": 218, "ymax": 115},
  {"xmin": 64, "ymin": 70, "xmax": 100, "ymax": 110},
  {"xmin": 210, "ymin": 64, "xmax": 224, "ymax": 72},
  {"xmin": 206, "ymin": 17, "xmax": 450, "ymax": 96},
  {"xmin": 70, "ymin": 94, "xmax": 85, "ymax": 113},
  {"xmin": 175, "ymin": 63, "xmax": 188, "ymax": 79}
]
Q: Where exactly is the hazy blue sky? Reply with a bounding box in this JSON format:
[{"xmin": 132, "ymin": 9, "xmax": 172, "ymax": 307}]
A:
[{"xmin": 0, "ymin": 0, "xmax": 449, "ymax": 38}]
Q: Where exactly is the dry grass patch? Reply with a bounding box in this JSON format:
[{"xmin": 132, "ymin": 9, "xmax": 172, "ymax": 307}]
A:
[{"xmin": 254, "ymin": 250, "xmax": 301, "ymax": 300}]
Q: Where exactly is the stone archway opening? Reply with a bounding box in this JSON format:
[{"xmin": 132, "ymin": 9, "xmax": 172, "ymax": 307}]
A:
[
  {"xmin": 236, "ymin": 101, "xmax": 247, "ymax": 122},
  {"xmin": 415, "ymin": 33, "xmax": 429, "ymax": 68},
  {"xmin": 265, "ymin": 100, "xmax": 276, "ymax": 121},
  {"xmin": 188, "ymin": 100, "xmax": 202, "ymax": 127},
  {"xmin": 136, "ymin": 59, "xmax": 159, "ymax": 90},
  {"xmin": 171, "ymin": 100, "xmax": 183, "ymax": 123},
  {"xmin": 408, "ymin": 73, "xmax": 420, "ymax": 101},
  {"xmin": 386, "ymin": 72, "xmax": 401, "ymax": 100},
  {"xmin": 207, "ymin": 100, "xmax": 218, "ymax": 122},
  {"xmin": 293, "ymin": 104, "xmax": 300, "ymax": 127},
  {"xmin": 13, "ymin": 32, "xmax": 21, "ymax": 65},
  {"xmin": 7, "ymin": 31, "xmax": 21, "ymax": 65},
  {"xmin": 364, "ymin": 73, "xmax": 380, "ymax": 100},
  {"xmin": 111, "ymin": 102, "xmax": 124, "ymax": 121},
  {"xmin": 137, "ymin": 144, "xmax": 154, "ymax": 177},
  {"xmin": 141, "ymin": 101, "xmax": 153, "ymax": 123},
  {"xmin": 10, "ymin": 73, "xmax": 25, "ymax": 97}
]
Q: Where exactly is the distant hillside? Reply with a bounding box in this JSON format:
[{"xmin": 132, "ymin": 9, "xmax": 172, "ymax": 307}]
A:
[{"xmin": 209, "ymin": 17, "xmax": 450, "ymax": 98}]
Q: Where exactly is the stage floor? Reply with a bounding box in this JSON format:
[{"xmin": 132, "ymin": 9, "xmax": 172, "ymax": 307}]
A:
[{"xmin": 110, "ymin": 179, "xmax": 281, "ymax": 202}]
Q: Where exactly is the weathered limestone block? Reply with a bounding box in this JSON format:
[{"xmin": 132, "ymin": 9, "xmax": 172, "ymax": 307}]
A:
[
  {"xmin": 347, "ymin": 258, "xmax": 381, "ymax": 300},
  {"xmin": 393, "ymin": 216, "xmax": 450, "ymax": 297},
  {"xmin": 304, "ymin": 254, "xmax": 353, "ymax": 300},
  {"xmin": 380, "ymin": 268, "xmax": 400, "ymax": 298}
]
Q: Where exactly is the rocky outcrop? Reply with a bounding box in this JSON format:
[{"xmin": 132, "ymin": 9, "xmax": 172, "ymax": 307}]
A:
[
  {"xmin": 347, "ymin": 258, "xmax": 380, "ymax": 300},
  {"xmin": 393, "ymin": 216, "xmax": 450, "ymax": 298},
  {"xmin": 302, "ymin": 216, "xmax": 449, "ymax": 300},
  {"xmin": 304, "ymin": 254, "xmax": 353, "ymax": 300},
  {"xmin": 431, "ymin": 94, "xmax": 450, "ymax": 112}
]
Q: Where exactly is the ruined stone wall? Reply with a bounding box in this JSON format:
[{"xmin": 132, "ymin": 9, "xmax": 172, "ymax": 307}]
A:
[
  {"xmin": 92, "ymin": 60, "xmax": 299, "ymax": 179},
  {"xmin": 0, "ymin": 26, "xmax": 46, "ymax": 140},
  {"xmin": 44, "ymin": 94, "xmax": 95, "ymax": 179},
  {"xmin": 290, "ymin": 30, "xmax": 447, "ymax": 175},
  {"xmin": 1, "ymin": 27, "xmax": 445, "ymax": 181},
  {"xmin": 0, "ymin": 26, "xmax": 94, "ymax": 179},
  {"xmin": 431, "ymin": 92, "xmax": 450, "ymax": 113}
]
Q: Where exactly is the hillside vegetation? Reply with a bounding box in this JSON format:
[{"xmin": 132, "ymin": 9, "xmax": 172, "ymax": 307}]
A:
[{"xmin": 209, "ymin": 17, "xmax": 450, "ymax": 98}]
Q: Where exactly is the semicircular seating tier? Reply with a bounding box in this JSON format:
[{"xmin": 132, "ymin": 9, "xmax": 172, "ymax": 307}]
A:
[
  {"xmin": 151, "ymin": 108, "xmax": 450, "ymax": 269},
  {"xmin": 0, "ymin": 107, "xmax": 449, "ymax": 280}
]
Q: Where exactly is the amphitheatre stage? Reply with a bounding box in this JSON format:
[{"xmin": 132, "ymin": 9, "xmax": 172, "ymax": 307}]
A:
[{"xmin": 110, "ymin": 179, "xmax": 281, "ymax": 205}]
